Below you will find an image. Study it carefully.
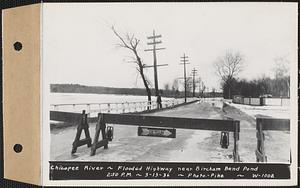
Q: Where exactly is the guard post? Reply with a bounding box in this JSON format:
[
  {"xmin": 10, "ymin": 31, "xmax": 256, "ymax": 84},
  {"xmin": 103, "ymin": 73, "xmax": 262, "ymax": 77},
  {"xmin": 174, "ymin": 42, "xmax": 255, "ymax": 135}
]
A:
[
  {"xmin": 233, "ymin": 121, "xmax": 240, "ymax": 162},
  {"xmin": 255, "ymin": 117, "xmax": 290, "ymax": 162},
  {"xmin": 71, "ymin": 110, "xmax": 92, "ymax": 154},
  {"xmin": 90, "ymin": 113, "xmax": 109, "ymax": 156}
]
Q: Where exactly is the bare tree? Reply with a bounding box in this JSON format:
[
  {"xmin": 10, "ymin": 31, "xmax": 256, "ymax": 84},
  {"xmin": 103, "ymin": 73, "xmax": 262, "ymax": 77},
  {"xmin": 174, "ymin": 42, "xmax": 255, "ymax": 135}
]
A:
[
  {"xmin": 214, "ymin": 51, "xmax": 244, "ymax": 99},
  {"xmin": 163, "ymin": 82, "xmax": 170, "ymax": 91},
  {"xmin": 198, "ymin": 78, "xmax": 206, "ymax": 98},
  {"xmin": 171, "ymin": 79, "xmax": 179, "ymax": 97},
  {"xmin": 172, "ymin": 79, "xmax": 179, "ymax": 90},
  {"xmin": 211, "ymin": 87, "xmax": 216, "ymax": 98},
  {"xmin": 273, "ymin": 56, "xmax": 290, "ymax": 78},
  {"xmin": 273, "ymin": 56, "xmax": 290, "ymax": 97},
  {"xmin": 111, "ymin": 26, "xmax": 152, "ymax": 106},
  {"xmin": 185, "ymin": 77, "xmax": 193, "ymax": 93}
]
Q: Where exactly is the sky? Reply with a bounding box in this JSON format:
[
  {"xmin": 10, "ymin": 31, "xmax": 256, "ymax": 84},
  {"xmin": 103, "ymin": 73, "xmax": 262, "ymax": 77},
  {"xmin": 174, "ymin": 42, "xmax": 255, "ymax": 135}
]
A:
[{"xmin": 43, "ymin": 2, "xmax": 297, "ymax": 92}]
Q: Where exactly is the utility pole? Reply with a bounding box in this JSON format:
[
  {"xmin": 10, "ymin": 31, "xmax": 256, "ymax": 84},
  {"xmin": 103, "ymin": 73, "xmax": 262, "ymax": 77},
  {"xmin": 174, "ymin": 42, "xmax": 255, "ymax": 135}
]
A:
[
  {"xmin": 191, "ymin": 68, "xmax": 197, "ymax": 97},
  {"xmin": 198, "ymin": 77, "xmax": 202, "ymax": 97},
  {"xmin": 179, "ymin": 53, "xmax": 190, "ymax": 103},
  {"xmin": 145, "ymin": 30, "xmax": 167, "ymax": 97}
]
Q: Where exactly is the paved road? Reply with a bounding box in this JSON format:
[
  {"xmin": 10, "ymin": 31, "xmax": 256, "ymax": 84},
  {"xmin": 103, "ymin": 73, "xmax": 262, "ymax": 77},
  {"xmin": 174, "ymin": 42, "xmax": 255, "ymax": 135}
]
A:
[{"xmin": 50, "ymin": 100, "xmax": 290, "ymax": 163}]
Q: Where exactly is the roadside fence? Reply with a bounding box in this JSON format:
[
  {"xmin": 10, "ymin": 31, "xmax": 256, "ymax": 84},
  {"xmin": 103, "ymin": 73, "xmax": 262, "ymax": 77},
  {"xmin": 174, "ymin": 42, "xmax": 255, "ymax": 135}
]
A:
[{"xmin": 50, "ymin": 98, "xmax": 197, "ymax": 117}]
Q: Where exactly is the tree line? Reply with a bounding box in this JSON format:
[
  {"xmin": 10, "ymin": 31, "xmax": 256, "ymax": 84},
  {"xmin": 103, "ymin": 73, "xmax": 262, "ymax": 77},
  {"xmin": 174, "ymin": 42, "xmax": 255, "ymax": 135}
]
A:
[
  {"xmin": 214, "ymin": 52, "xmax": 290, "ymax": 99},
  {"xmin": 222, "ymin": 76, "xmax": 290, "ymax": 99},
  {"xmin": 51, "ymin": 84, "xmax": 155, "ymax": 96},
  {"xmin": 51, "ymin": 83, "xmax": 222, "ymax": 98}
]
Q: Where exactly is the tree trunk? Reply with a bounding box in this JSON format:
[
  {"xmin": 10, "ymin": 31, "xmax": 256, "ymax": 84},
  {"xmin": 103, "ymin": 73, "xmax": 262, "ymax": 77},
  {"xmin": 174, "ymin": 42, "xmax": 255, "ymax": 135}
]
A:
[
  {"xmin": 140, "ymin": 71, "xmax": 151, "ymax": 109},
  {"xmin": 135, "ymin": 52, "xmax": 152, "ymax": 109},
  {"xmin": 287, "ymin": 80, "xmax": 290, "ymax": 98},
  {"xmin": 111, "ymin": 27, "xmax": 152, "ymax": 109}
]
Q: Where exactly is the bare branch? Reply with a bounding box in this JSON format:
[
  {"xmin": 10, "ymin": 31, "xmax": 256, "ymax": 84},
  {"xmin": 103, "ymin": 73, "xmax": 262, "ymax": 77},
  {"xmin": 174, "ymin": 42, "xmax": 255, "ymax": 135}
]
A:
[
  {"xmin": 111, "ymin": 26, "xmax": 132, "ymax": 50},
  {"xmin": 214, "ymin": 51, "xmax": 244, "ymax": 83},
  {"xmin": 111, "ymin": 25, "xmax": 152, "ymax": 103}
]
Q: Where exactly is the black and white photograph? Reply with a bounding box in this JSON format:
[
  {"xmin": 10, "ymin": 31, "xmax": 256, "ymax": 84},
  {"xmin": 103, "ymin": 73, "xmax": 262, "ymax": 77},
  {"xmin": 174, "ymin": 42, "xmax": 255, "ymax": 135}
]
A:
[{"xmin": 42, "ymin": 2, "xmax": 297, "ymax": 185}]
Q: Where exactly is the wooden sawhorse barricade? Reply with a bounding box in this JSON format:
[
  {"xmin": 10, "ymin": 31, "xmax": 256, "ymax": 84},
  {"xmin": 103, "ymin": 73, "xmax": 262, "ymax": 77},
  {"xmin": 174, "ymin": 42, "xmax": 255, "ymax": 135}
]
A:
[
  {"xmin": 50, "ymin": 110, "xmax": 92, "ymax": 154},
  {"xmin": 256, "ymin": 117, "xmax": 290, "ymax": 162},
  {"xmin": 90, "ymin": 113, "xmax": 241, "ymax": 162}
]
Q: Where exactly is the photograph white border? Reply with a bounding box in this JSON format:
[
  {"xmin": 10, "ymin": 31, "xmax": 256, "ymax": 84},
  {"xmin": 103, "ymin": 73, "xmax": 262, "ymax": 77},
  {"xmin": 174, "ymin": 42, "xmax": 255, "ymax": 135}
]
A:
[{"xmin": 41, "ymin": 2, "xmax": 298, "ymax": 186}]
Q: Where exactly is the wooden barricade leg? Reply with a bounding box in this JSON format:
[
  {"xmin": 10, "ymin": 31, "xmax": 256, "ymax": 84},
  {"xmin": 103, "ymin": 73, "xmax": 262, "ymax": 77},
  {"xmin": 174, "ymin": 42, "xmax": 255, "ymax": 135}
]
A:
[
  {"xmin": 233, "ymin": 121, "xmax": 240, "ymax": 162},
  {"xmin": 256, "ymin": 119, "xmax": 267, "ymax": 162},
  {"xmin": 83, "ymin": 115, "xmax": 92, "ymax": 148},
  {"xmin": 90, "ymin": 113, "xmax": 109, "ymax": 156},
  {"xmin": 71, "ymin": 110, "xmax": 92, "ymax": 154}
]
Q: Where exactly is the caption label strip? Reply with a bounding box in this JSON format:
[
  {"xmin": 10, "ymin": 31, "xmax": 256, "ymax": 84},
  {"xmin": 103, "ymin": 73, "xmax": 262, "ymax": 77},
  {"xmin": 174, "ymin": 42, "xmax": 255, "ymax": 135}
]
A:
[{"xmin": 49, "ymin": 162, "xmax": 290, "ymax": 180}]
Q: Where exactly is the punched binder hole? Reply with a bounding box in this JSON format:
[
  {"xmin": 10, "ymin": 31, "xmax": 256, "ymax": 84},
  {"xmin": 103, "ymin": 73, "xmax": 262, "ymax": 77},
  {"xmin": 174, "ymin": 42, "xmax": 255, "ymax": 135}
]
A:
[
  {"xmin": 13, "ymin": 42, "xmax": 22, "ymax": 51},
  {"xmin": 13, "ymin": 144, "xmax": 23, "ymax": 153}
]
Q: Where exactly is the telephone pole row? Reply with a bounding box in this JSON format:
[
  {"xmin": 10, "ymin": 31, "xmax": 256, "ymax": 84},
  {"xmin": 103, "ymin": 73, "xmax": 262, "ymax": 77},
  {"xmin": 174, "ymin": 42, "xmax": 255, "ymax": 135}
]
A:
[
  {"xmin": 179, "ymin": 53, "xmax": 190, "ymax": 103},
  {"xmin": 191, "ymin": 68, "xmax": 198, "ymax": 97},
  {"xmin": 144, "ymin": 30, "xmax": 167, "ymax": 97}
]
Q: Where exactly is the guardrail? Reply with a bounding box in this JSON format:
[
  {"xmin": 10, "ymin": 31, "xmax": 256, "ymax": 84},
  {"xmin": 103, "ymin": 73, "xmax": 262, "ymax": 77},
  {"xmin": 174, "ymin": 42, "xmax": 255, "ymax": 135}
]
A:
[{"xmin": 50, "ymin": 98, "xmax": 196, "ymax": 117}]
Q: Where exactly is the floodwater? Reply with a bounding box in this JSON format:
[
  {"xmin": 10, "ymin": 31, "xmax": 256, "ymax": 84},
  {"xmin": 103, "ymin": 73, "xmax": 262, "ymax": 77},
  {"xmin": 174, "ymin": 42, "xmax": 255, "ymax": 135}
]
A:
[
  {"xmin": 50, "ymin": 92, "xmax": 166, "ymax": 105},
  {"xmin": 50, "ymin": 92, "xmax": 177, "ymax": 115}
]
